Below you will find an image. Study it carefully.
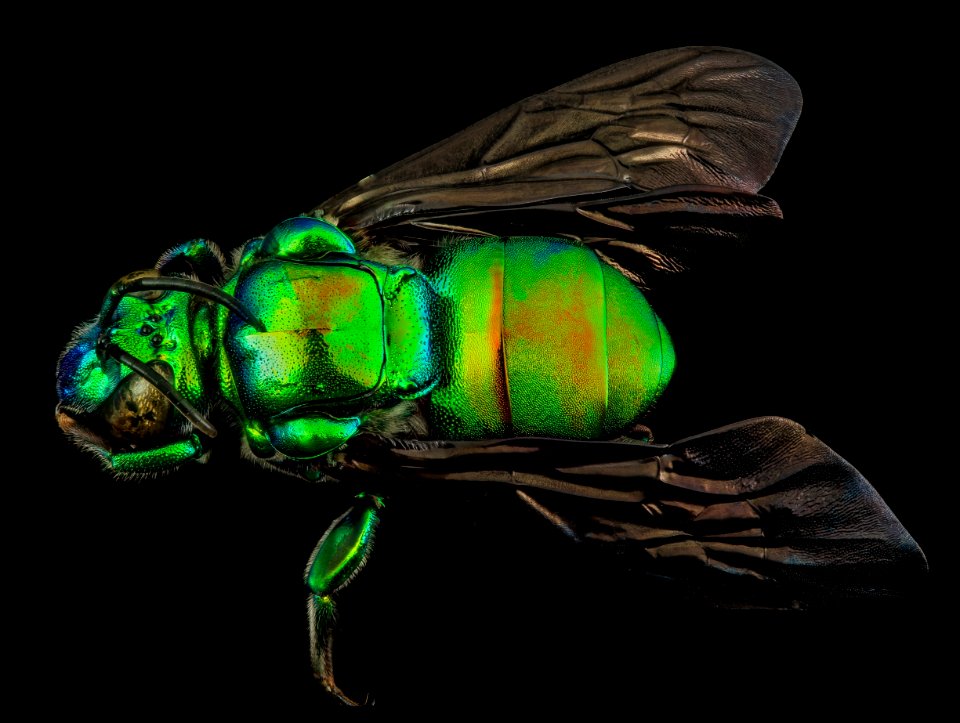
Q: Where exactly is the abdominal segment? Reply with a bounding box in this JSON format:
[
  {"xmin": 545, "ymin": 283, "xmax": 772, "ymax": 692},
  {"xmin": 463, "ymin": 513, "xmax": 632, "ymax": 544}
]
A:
[{"xmin": 424, "ymin": 237, "xmax": 674, "ymax": 440}]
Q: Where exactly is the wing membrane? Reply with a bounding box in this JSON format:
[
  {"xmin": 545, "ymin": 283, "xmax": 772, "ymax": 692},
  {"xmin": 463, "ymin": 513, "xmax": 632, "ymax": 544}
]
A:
[
  {"xmin": 316, "ymin": 46, "xmax": 802, "ymax": 253},
  {"xmin": 333, "ymin": 418, "xmax": 926, "ymax": 602}
]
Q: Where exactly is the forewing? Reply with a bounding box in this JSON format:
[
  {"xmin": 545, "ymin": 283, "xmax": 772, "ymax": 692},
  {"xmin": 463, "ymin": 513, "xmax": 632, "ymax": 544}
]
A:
[
  {"xmin": 333, "ymin": 418, "xmax": 927, "ymax": 604},
  {"xmin": 316, "ymin": 46, "xmax": 802, "ymax": 258}
]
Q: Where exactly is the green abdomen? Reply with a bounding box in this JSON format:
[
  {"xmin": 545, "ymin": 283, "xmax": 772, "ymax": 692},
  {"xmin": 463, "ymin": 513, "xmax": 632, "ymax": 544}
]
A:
[{"xmin": 425, "ymin": 237, "xmax": 675, "ymax": 439}]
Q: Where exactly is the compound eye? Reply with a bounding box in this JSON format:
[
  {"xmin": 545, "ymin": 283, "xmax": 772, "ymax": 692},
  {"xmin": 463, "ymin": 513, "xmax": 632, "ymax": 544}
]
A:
[
  {"xmin": 118, "ymin": 270, "xmax": 166, "ymax": 303},
  {"xmin": 130, "ymin": 289, "xmax": 165, "ymax": 303},
  {"xmin": 102, "ymin": 361, "xmax": 174, "ymax": 442}
]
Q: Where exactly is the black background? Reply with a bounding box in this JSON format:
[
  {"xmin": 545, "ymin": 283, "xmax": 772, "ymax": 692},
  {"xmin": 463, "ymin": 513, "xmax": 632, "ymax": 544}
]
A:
[{"xmin": 25, "ymin": 16, "xmax": 946, "ymax": 717}]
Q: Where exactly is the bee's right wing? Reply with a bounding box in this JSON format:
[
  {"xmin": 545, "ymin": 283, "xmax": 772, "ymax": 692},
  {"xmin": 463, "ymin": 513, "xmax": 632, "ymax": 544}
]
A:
[
  {"xmin": 315, "ymin": 46, "xmax": 802, "ymax": 283},
  {"xmin": 334, "ymin": 418, "xmax": 927, "ymax": 604}
]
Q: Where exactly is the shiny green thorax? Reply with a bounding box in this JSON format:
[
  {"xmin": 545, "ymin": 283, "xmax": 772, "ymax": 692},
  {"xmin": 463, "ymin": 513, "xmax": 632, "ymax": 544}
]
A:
[
  {"xmin": 215, "ymin": 219, "xmax": 439, "ymax": 461},
  {"xmin": 57, "ymin": 218, "xmax": 674, "ymax": 476}
]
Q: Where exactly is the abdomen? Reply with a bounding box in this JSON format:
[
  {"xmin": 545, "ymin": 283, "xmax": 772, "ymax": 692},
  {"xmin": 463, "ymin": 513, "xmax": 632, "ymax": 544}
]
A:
[{"xmin": 424, "ymin": 237, "xmax": 674, "ymax": 439}]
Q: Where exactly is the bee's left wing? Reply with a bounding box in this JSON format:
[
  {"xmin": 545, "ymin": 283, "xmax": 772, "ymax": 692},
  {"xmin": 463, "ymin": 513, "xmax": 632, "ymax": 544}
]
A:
[
  {"xmin": 315, "ymin": 47, "xmax": 801, "ymax": 283},
  {"xmin": 333, "ymin": 418, "xmax": 927, "ymax": 604}
]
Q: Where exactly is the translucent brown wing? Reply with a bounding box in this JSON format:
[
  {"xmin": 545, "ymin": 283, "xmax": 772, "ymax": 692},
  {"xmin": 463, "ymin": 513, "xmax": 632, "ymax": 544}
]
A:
[
  {"xmin": 315, "ymin": 46, "xmax": 802, "ymax": 277},
  {"xmin": 333, "ymin": 418, "xmax": 927, "ymax": 604}
]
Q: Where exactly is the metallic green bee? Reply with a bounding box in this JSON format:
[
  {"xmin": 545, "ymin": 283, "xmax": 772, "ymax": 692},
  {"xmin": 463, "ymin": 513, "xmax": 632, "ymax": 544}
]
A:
[{"xmin": 55, "ymin": 47, "xmax": 926, "ymax": 704}]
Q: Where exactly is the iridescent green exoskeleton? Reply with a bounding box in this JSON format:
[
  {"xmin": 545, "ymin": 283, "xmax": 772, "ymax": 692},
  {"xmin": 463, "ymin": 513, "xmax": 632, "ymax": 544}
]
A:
[{"xmin": 55, "ymin": 47, "xmax": 927, "ymax": 705}]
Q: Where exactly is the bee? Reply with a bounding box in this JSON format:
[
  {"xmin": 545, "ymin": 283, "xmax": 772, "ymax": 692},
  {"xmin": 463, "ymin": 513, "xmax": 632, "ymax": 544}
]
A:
[{"xmin": 54, "ymin": 46, "xmax": 927, "ymax": 706}]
